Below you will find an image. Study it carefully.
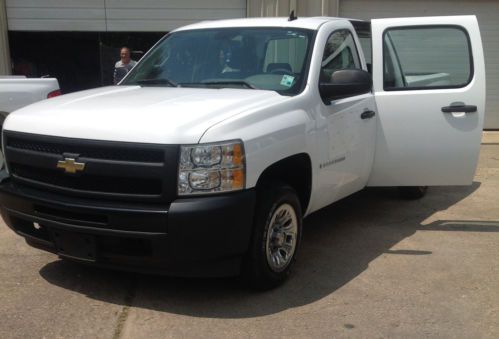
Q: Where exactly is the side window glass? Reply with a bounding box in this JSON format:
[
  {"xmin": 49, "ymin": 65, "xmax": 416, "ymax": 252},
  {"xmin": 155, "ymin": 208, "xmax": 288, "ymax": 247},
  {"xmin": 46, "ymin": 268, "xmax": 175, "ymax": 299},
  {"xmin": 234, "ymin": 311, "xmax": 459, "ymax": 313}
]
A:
[
  {"xmin": 383, "ymin": 27, "xmax": 472, "ymax": 90},
  {"xmin": 321, "ymin": 30, "xmax": 361, "ymax": 83},
  {"xmin": 358, "ymin": 37, "xmax": 372, "ymax": 72}
]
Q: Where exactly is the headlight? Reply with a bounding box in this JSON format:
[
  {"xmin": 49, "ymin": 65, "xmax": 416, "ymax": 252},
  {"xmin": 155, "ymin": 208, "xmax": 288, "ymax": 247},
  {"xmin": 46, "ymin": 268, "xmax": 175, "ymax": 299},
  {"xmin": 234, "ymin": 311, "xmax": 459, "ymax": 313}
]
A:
[{"xmin": 178, "ymin": 140, "xmax": 245, "ymax": 195}]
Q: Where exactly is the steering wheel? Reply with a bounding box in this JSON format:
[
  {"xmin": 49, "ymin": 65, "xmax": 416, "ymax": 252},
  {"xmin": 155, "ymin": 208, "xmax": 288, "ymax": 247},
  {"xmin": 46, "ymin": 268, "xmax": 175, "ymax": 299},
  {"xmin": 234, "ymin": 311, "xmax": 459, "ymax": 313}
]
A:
[{"xmin": 269, "ymin": 68, "xmax": 293, "ymax": 75}]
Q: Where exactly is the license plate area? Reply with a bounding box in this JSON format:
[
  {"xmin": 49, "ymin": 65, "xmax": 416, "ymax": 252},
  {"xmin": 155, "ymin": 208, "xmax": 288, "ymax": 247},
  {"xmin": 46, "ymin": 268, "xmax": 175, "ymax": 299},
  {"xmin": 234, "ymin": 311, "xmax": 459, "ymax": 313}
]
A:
[{"xmin": 51, "ymin": 229, "xmax": 97, "ymax": 262}]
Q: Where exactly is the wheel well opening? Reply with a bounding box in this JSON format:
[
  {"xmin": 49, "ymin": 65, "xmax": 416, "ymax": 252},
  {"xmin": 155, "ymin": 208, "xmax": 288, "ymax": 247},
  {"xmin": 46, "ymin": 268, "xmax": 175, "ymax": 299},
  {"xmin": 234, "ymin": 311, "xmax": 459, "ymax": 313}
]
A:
[{"xmin": 256, "ymin": 153, "xmax": 312, "ymax": 213}]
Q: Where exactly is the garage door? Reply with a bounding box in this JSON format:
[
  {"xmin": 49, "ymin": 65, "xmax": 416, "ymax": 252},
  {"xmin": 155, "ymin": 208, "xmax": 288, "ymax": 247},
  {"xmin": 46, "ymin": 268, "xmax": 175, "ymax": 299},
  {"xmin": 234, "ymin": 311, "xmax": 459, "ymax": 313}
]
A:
[
  {"xmin": 340, "ymin": 0, "xmax": 499, "ymax": 129},
  {"xmin": 6, "ymin": 0, "xmax": 246, "ymax": 32}
]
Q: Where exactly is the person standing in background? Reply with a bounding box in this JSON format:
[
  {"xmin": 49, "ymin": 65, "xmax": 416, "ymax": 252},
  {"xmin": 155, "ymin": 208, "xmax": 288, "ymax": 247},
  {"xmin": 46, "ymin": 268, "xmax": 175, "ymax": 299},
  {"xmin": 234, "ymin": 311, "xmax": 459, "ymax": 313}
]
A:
[{"xmin": 113, "ymin": 47, "xmax": 137, "ymax": 84}]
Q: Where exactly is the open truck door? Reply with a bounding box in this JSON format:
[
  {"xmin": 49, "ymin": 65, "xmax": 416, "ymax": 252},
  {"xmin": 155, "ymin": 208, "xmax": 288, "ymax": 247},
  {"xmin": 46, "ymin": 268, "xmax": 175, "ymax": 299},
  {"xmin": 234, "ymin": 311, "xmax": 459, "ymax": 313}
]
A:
[{"xmin": 368, "ymin": 16, "xmax": 485, "ymax": 186}]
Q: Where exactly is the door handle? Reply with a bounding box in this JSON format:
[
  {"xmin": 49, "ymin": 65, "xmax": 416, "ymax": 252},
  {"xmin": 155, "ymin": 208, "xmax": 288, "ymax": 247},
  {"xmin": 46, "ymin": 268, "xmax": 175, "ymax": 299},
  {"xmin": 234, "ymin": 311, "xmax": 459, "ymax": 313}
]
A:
[
  {"xmin": 361, "ymin": 110, "xmax": 376, "ymax": 119},
  {"xmin": 441, "ymin": 104, "xmax": 477, "ymax": 113}
]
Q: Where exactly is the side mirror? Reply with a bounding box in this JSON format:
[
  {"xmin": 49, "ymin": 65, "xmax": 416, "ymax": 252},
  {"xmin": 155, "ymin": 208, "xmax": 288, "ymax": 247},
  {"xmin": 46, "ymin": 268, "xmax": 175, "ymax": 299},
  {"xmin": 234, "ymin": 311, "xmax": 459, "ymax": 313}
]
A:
[{"xmin": 319, "ymin": 69, "xmax": 372, "ymax": 103}]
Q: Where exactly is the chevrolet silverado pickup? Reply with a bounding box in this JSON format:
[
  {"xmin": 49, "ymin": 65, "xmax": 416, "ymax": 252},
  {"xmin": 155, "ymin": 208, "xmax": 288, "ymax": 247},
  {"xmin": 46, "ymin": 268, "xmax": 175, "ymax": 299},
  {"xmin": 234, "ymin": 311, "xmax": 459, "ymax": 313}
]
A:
[{"xmin": 0, "ymin": 16, "xmax": 485, "ymax": 289}]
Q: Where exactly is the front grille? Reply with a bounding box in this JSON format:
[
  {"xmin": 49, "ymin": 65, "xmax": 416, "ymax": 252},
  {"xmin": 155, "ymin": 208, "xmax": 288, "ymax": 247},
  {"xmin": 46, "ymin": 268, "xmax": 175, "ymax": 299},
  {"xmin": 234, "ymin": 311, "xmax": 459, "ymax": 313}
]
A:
[
  {"xmin": 4, "ymin": 132, "xmax": 179, "ymax": 203},
  {"xmin": 11, "ymin": 163, "xmax": 162, "ymax": 195},
  {"xmin": 7, "ymin": 136, "xmax": 164, "ymax": 162}
]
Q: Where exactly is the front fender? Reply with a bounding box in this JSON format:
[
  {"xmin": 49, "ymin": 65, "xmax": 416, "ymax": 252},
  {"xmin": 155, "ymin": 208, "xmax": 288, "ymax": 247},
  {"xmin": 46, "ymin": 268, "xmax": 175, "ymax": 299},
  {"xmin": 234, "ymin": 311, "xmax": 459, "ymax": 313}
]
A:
[{"xmin": 199, "ymin": 96, "xmax": 314, "ymax": 189}]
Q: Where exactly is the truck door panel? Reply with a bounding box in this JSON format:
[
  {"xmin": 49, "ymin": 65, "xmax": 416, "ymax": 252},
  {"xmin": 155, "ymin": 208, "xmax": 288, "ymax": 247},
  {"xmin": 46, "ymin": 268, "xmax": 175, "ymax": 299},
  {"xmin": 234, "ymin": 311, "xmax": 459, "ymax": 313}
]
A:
[
  {"xmin": 315, "ymin": 26, "xmax": 377, "ymax": 209},
  {"xmin": 368, "ymin": 16, "xmax": 485, "ymax": 186}
]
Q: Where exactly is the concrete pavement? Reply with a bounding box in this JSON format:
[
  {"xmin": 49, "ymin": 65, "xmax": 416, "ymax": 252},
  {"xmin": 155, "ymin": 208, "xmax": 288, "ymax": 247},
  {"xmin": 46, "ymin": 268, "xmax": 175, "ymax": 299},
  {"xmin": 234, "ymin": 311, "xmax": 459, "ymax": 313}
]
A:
[
  {"xmin": 482, "ymin": 131, "xmax": 499, "ymax": 144},
  {"xmin": 0, "ymin": 145, "xmax": 498, "ymax": 338}
]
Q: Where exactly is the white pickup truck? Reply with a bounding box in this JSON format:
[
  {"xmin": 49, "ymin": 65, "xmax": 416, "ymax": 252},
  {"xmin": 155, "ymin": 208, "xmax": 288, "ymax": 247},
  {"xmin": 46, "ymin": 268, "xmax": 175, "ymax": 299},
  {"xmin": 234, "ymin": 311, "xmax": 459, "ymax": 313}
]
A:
[
  {"xmin": 0, "ymin": 76, "xmax": 60, "ymax": 120},
  {"xmin": 0, "ymin": 15, "xmax": 484, "ymax": 289},
  {"xmin": 0, "ymin": 76, "xmax": 60, "ymax": 168}
]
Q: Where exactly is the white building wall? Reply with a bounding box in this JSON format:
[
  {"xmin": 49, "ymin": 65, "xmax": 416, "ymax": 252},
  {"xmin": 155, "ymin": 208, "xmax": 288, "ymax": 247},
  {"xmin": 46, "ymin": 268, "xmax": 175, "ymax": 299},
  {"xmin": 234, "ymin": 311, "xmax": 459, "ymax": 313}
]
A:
[
  {"xmin": 6, "ymin": 0, "xmax": 246, "ymax": 32},
  {"xmin": 6, "ymin": 0, "xmax": 106, "ymax": 31},
  {"xmin": 106, "ymin": 0, "xmax": 246, "ymax": 32},
  {"xmin": 0, "ymin": 0, "xmax": 10, "ymax": 75},
  {"xmin": 247, "ymin": 0, "xmax": 339, "ymax": 17}
]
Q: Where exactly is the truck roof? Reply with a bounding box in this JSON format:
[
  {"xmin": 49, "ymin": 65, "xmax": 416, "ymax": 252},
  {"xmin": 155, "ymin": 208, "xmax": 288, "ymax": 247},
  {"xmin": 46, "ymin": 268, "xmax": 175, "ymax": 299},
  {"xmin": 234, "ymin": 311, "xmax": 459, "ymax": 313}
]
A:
[{"xmin": 174, "ymin": 16, "xmax": 365, "ymax": 32}]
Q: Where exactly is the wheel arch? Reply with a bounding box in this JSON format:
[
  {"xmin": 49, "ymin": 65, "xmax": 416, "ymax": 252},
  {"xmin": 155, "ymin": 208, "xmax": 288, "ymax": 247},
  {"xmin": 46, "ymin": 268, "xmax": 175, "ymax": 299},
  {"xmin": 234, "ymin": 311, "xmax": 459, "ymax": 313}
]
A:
[{"xmin": 255, "ymin": 153, "xmax": 312, "ymax": 213}]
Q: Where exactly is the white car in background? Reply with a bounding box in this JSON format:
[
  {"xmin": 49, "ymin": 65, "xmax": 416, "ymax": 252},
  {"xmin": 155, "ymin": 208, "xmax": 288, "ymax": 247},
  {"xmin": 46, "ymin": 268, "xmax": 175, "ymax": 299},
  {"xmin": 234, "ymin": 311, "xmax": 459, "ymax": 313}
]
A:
[
  {"xmin": 0, "ymin": 76, "xmax": 60, "ymax": 120},
  {"xmin": 0, "ymin": 76, "xmax": 60, "ymax": 167}
]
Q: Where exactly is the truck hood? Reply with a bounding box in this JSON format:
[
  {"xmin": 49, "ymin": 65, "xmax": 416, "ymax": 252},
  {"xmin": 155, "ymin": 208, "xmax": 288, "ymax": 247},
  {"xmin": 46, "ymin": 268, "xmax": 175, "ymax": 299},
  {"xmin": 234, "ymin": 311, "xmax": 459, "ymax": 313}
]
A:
[{"xmin": 4, "ymin": 86, "xmax": 287, "ymax": 144}]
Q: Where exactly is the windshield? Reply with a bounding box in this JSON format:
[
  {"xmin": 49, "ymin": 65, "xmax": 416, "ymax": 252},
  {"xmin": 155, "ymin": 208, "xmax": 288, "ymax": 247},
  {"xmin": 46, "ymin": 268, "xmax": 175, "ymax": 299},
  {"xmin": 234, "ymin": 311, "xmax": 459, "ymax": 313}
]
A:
[{"xmin": 122, "ymin": 27, "xmax": 314, "ymax": 95}]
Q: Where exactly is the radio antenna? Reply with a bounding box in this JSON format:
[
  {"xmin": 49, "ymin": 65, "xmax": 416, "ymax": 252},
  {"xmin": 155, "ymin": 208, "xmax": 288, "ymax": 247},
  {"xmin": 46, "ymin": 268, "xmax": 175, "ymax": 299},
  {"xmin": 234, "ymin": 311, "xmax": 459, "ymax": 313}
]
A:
[{"xmin": 288, "ymin": 10, "xmax": 297, "ymax": 21}]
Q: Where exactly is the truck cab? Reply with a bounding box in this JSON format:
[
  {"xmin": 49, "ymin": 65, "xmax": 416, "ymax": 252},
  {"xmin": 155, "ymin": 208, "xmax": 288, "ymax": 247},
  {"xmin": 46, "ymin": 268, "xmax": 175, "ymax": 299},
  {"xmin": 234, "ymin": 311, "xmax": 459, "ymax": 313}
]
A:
[{"xmin": 0, "ymin": 16, "xmax": 484, "ymax": 289}]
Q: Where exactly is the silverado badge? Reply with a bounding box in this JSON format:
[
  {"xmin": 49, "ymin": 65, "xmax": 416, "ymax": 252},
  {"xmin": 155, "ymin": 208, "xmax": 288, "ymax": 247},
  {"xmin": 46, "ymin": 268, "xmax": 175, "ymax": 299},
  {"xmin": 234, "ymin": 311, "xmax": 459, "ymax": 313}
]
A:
[{"xmin": 57, "ymin": 158, "xmax": 85, "ymax": 174}]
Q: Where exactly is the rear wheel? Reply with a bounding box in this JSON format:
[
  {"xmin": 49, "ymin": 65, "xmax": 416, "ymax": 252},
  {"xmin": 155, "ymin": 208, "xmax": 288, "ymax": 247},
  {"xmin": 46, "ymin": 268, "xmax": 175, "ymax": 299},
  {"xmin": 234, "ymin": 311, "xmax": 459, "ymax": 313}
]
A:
[
  {"xmin": 0, "ymin": 113, "xmax": 7, "ymax": 168},
  {"xmin": 245, "ymin": 183, "xmax": 302, "ymax": 290},
  {"xmin": 398, "ymin": 186, "xmax": 428, "ymax": 199}
]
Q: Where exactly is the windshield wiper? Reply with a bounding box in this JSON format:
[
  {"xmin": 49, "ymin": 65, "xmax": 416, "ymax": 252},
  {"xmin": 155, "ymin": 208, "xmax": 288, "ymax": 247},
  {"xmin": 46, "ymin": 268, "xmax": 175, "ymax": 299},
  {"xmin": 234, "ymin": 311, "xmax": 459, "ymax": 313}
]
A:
[
  {"xmin": 181, "ymin": 80, "xmax": 258, "ymax": 89},
  {"xmin": 136, "ymin": 78, "xmax": 178, "ymax": 87}
]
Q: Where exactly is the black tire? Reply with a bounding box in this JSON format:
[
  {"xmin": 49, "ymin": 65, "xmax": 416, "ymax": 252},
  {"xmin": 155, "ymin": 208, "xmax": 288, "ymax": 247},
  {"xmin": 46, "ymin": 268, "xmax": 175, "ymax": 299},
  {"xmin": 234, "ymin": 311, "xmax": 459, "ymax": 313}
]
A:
[
  {"xmin": 398, "ymin": 186, "xmax": 428, "ymax": 199},
  {"xmin": 244, "ymin": 183, "xmax": 302, "ymax": 290},
  {"xmin": 0, "ymin": 113, "xmax": 6, "ymax": 150}
]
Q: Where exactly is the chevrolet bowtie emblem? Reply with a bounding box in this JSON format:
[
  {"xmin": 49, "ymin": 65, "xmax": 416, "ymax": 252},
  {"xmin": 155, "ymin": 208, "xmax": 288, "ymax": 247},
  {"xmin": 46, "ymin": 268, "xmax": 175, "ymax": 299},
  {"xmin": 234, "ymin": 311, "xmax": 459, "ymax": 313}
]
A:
[{"xmin": 57, "ymin": 158, "xmax": 86, "ymax": 174}]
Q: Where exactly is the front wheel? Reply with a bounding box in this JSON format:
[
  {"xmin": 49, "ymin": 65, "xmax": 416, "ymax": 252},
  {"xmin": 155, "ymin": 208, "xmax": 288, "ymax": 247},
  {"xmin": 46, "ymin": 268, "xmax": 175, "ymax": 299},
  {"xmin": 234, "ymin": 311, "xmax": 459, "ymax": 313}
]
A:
[{"xmin": 244, "ymin": 184, "xmax": 302, "ymax": 290}]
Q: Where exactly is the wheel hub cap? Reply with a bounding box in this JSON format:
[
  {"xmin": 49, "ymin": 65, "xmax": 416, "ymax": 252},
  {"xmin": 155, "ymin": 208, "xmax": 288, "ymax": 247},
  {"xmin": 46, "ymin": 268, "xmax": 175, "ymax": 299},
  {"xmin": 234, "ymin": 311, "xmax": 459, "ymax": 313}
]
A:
[{"xmin": 265, "ymin": 203, "xmax": 298, "ymax": 272}]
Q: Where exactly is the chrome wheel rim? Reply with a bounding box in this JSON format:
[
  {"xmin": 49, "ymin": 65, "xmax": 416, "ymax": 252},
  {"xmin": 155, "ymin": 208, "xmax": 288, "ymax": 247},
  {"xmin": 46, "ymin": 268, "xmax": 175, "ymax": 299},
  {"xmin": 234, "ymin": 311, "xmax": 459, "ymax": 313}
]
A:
[{"xmin": 265, "ymin": 203, "xmax": 298, "ymax": 272}]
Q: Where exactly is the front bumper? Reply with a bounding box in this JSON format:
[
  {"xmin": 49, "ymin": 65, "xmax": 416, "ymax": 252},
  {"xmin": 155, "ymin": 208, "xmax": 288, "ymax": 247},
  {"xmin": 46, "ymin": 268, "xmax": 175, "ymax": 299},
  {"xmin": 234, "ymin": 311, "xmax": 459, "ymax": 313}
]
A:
[{"xmin": 0, "ymin": 179, "xmax": 256, "ymax": 277}]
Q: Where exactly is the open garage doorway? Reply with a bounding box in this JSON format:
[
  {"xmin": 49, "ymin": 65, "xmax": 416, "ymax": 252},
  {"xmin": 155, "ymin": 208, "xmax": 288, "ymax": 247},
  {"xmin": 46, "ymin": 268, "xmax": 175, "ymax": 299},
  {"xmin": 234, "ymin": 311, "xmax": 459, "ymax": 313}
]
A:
[{"xmin": 9, "ymin": 31, "xmax": 164, "ymax": 94}]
